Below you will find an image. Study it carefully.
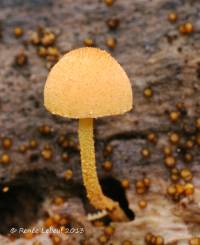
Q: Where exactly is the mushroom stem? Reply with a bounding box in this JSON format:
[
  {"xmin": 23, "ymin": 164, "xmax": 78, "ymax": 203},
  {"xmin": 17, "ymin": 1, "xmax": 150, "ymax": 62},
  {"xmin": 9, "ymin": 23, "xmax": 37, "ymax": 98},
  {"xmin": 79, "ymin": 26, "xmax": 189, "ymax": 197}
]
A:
[{"xmin": 78, "ymin": 118, "xmax": 128, "ymax": 221}]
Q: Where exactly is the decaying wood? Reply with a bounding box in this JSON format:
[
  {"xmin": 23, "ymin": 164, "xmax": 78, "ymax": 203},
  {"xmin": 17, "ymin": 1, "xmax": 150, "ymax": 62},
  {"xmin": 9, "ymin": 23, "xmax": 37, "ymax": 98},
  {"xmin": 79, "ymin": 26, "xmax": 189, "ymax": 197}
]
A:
[{"xmin": 0, "ymin": 0, "xmax": 200, "ymax": 244}]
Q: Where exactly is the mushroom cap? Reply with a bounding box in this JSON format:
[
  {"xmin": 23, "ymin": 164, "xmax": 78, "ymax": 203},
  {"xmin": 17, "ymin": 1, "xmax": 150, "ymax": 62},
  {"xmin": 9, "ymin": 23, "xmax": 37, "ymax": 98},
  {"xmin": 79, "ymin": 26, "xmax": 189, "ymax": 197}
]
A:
[{"xmin": 44, "ymin": 47, "xmax": 133, "ymax": 118}]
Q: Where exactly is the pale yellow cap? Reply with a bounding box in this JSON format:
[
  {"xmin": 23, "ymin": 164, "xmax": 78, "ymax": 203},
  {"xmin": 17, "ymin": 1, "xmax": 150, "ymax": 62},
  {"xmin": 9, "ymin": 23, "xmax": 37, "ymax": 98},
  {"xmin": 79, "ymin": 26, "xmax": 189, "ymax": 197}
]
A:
[{"xmin": 44, "ymin": 47, "xmax": 133, "ymax": 118}]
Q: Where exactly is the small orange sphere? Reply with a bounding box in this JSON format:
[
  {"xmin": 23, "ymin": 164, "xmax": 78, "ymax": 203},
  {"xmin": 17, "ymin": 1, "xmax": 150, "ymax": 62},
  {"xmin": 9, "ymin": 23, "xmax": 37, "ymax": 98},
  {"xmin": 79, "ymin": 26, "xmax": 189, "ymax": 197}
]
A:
[
  {"xmin": 122, "ymin": 240, "xmax": 133, "ymax": 245},
  {"xmin": 147, "ymin": 132, "xmax": 157, "ymax": 144},
  {"xmin": 41, "ymin": 147, "xmax": 53, "ymax": 160},
  {"xmin": 167, "ymin": 185, "xmax": 176, "ymax": 196},
  {"xmin": 106, "ymin": 18, "xmax": 120, "ymax": 30},
  {"xmin": 168, "ymin": 12, "xmax": 177, "ymax": 23},
  {"xmin": 106, "ymin": 37, "xmax": 117, "ymax": 49},
  {"xmin": 164, "ymin": 156, "xmax": 176, "ymax": 168},
  {"xmin": 163, "ymin": 146, "xmax": 172, "ymax": 156},
  {"xmin": 169, "ymin": 132, "xmax": 180, "ymax": 144},
  {"xmin": 138, "ymin": 200, "xmax": 148, "ymax": 209},
  {"xmin": 184, "ymin": 183, "xmax": 194, "ymax": 196},
  {"xmin": 14, "ymin": 27, "xmax": 24, "ymax": 37},
  {"xmin": 143, "ymin": 177, "xmax": 151, "ymax": 188},
  {"xmin": 64, "ymin": 169, "xmax": 73, "ymax": 181},
  {"xmin": 102, "ymin": 160, "xmax": 113, "ymax": 171},
  {"xmin": 53, "ymin": 196, "xmax": 65, "ymax": 206},
  {"xmin": 141, "ymin": 148, "xmax": 151, "ymax": 158},
  {"xmin": 180, "ymin": 168, "xmax": 193, "ymax": 182},
  {"xmin": 83, "ymin": 38, "xmax": 95, "ymax": 47},
  {"xmin": 1, "ymin": 137, "xmax": 12, "ymax": 149},
  {"xmin": 184, "ymin": 153, "xmax": 193, "ymax": 163},
  {"xmin": 44, "ymin": 217, "xmax": 54, "ymax": 228},
  {"xmin": 144, "ymin": 87, "xmax": 153, "ymax": 98},
  {"xmin": 104, "ymin": 0, "xmax": 115, "ymax": 6},
  {"xmin": 179, "ymin": 22, "xmax": 193, "ymax": 34},
  {"xmin": 189, "ymin": 237, "xmax": 200, "ymax": 245},
  {"xmin": 0, "ymin": 153, "xmax": 11, "ymax": 164},
  {"xmin": 50, "ymin": 234, "xmax": 62, "ymax": 245},
  {"xmin": 169, "ymin": 111, "xmax": 180, "ymax": 122},
  {"xmin": 145, "ymin": 233, "xmax": 153, "ymax": 243},
  {"xmin": 41, "ymin": 32, "xmax": 56, "ymax": 47},
  {"xmin": 121, "ymin": 179, "xmax": 130, "ymax": 189},
  {"xmin": 98, "ymin": 234, "xmax": 108, "ymax": 244},
  {"xmin": 29, "ymin": 139, "xmax": 38, "ymax": 149},
  {"xmin": 104, "ymin": 226, "xmax": 115, "ymax": 237},
  {"xmin": 184, "ymin": 22, "xmax": 193, "ymax": 33},
  {"xmin": 196, "ymin": 118, "xmax": 200, "ymax": 129}
]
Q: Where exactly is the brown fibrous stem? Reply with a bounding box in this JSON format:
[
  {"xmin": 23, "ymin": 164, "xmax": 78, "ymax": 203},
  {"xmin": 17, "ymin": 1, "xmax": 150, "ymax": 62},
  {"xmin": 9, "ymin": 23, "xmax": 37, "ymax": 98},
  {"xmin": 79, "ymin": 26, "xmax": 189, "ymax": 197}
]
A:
[{"xmin": 78, "ymin": 118, "xmax": 128, "ymax": 221}]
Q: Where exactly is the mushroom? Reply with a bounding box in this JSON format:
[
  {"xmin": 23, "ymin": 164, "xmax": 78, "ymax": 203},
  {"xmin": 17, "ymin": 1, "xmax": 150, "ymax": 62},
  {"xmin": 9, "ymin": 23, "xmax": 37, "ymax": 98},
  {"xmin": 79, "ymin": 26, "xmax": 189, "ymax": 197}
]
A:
[{"xmin": 44, "ymin": 47, "xmax": 133, "ymax": 221}]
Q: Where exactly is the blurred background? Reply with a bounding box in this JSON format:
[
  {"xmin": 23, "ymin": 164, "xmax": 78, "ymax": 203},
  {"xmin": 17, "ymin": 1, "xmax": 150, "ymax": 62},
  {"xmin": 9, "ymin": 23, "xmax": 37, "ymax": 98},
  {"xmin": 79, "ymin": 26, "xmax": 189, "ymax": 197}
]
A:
[{"xmin": 0, "ymin": 0, "xmax": 200, "ymax": 244}]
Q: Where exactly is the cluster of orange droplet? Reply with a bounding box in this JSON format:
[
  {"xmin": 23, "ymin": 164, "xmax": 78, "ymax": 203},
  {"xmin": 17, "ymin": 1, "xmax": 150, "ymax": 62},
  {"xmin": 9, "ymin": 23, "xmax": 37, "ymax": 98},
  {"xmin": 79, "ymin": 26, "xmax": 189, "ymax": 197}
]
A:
[
  {"xmin": 84, "ymin": 0, "xmax": 119, "ymax": 50},
  {"xmin": 13, "ymin": 25, "xmax": 60, "ymax": 69},
  {"xmin": 145, "ymin": 232, "xmax": 165, "ymax": 245}
]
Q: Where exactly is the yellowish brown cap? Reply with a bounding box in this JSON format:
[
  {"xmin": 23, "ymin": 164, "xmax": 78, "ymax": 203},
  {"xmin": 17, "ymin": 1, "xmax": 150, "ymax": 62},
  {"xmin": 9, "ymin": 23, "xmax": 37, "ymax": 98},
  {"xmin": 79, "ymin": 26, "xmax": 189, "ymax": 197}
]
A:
[{"xmin": 44, "ymin": 47, "xmax": 133, "ymax": 118}]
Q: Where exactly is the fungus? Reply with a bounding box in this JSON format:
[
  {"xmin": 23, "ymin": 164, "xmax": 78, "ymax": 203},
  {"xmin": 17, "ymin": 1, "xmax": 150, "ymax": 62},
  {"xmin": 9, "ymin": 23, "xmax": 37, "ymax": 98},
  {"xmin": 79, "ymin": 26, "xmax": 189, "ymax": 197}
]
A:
[
  {"xmin": 50, "ymin": 234, "xmax": 62, "ymax": 245},
  {"xmin": 0, "ymin": 153, "xmax": 11, "ymax": 164},
  {"xmin": 122, "ymin": 240, "xmax": 133, "ymax": 245},
  {"xmin": 1, "ymin": 137, "xmax": 12, "ymax": 149},
  {"xmin": 169, "ymin": 111, "xmax": 180, "ymax": 122},
  {"xmin": 196, "ymin": 118, "xmax": 200, "ymax": 129},
  {"xmin": 171, "ymin": 168, "xmax": 179, "ymax": 182},
  {"xmin": 104, "ymin": 226, "xmax": 115, "ymax": 237},
  {"xmin": 121, "ymin": 179, "xmax": 130, "ymax": 189},
  {"xmin": 61, "ymin": 152, "xmax": 69, "ymax": 162},
  {"xmin": 37, "ymin": 47, "xmax": 47, "ymax": 57},
  {"xmin": 143, "ymin": 177, "xmax": 151, "ymax": 188},
  {"xmin": 180, "ymin": 168, "xmax": 192, "ymax": 182},
  {"xmin": 18, "ymin": 144, "xmax": 28, "ymax": 153},
  {"xmin": 145, "ymin": 233, "xmax": 164, "ymax": 245},
  {"xmin": 196, "ymin": 135, "xmax": 200, "ymax": 145},
  {"xmin": 143, "ymin": 87, "xmax": 153, "ymax": 98},
  {"xmin": 169, "ymin": 132, "xmax": 180, "ymax": 144},
  {"xmin": 44, "ymin": 47, "xmax": 133, "ymax": 221},
  {"xmin": 41, "ymin": 145, "xmax": 53, "ymax": 160},
  {"xmin": 185, "ymin": 139, "xmax": 194, "ymax": 149},
  {"xmin": 103, "ymin": 144, "xmax": 113, "ymax": 156},
  {"xmin": 147, "ymin": 132, "xmax": 157, "ymax": 144},
  {"xmin": 102, "ymin": 160, "xmax": 113, "ymax": 171},
  {"xmin": 14, "ymin": 27, "xmax": 24, "ymax": 38},
  {"xmin": 83, "ymin": 38, "xmax": 95, "ymax": 47},
  {"xmin": 41, "ymin": 31, "xmax": 56, "ymax": 47},
  {"xmin": 168, "ymin": 12, "xmax": 177, "ymax": 23},
  {"xmin": 138, "ymin": 200, "xmax": 148, "ymax": 209},
  {"xmin": 184, "ymin": 183, "xmax": 194, "ymax": 196},
  {"xmin": 64, "ymin": 169, "xmax": 73, "ymax": 181},
  {"xmin": 189, "ymin": 237, "xmax": 200, "ymax": 245},
  {"xmin": 179, "ymin": 22, "xmax": 194, "ymax": 34},
  {"xmin": 164, "ymin": 155, "xmax": 176, "ymax": 168},
  {"xmin": 32, "ymin": 241, "xmax": 42, "ymax": 245},
  {"xmin": 29, "ymin": 139, "xmax": 38, "ymax": 149},
  {"xmin": 104, "ymin": 0, "xmax": 115, "ymax": 6},
  {"xmin": 98, "ymin": 234, "xmax": 109, "ymax": 244},
  {"xmin": 135, "ymin": 180, "xmax": 146, "ymax": 194},
  {"xmin": 15, "ymin": 52, "xmax": 28, "ymax": 66},
  {"xmin": 44, "ymin": 217, "xmax": 54, "ymax": 228},
  {"xmin": 53, "ymin": 196, "xmax": 65, "ymax": 206},
  {"xmin": 163, "ymin": 146, "xmax": 172, "ymax": 156},
  {"xmin": 141, "ymin": 147, "xmax": 151, "ymax": 158},
  {"xmin": 106, "ymin": 36, "xmax": 117, "ymax": 49},
  {"xmin": 184, "ymin": 153, "xmax": 193, "ymax": 163},
  {"xmin": 106, "ymin": 18, "xmax": 120, "ymax": 30},
  {"xmin": 2, "ymin": 186, "xmax": 9, "ymax": 193}
]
